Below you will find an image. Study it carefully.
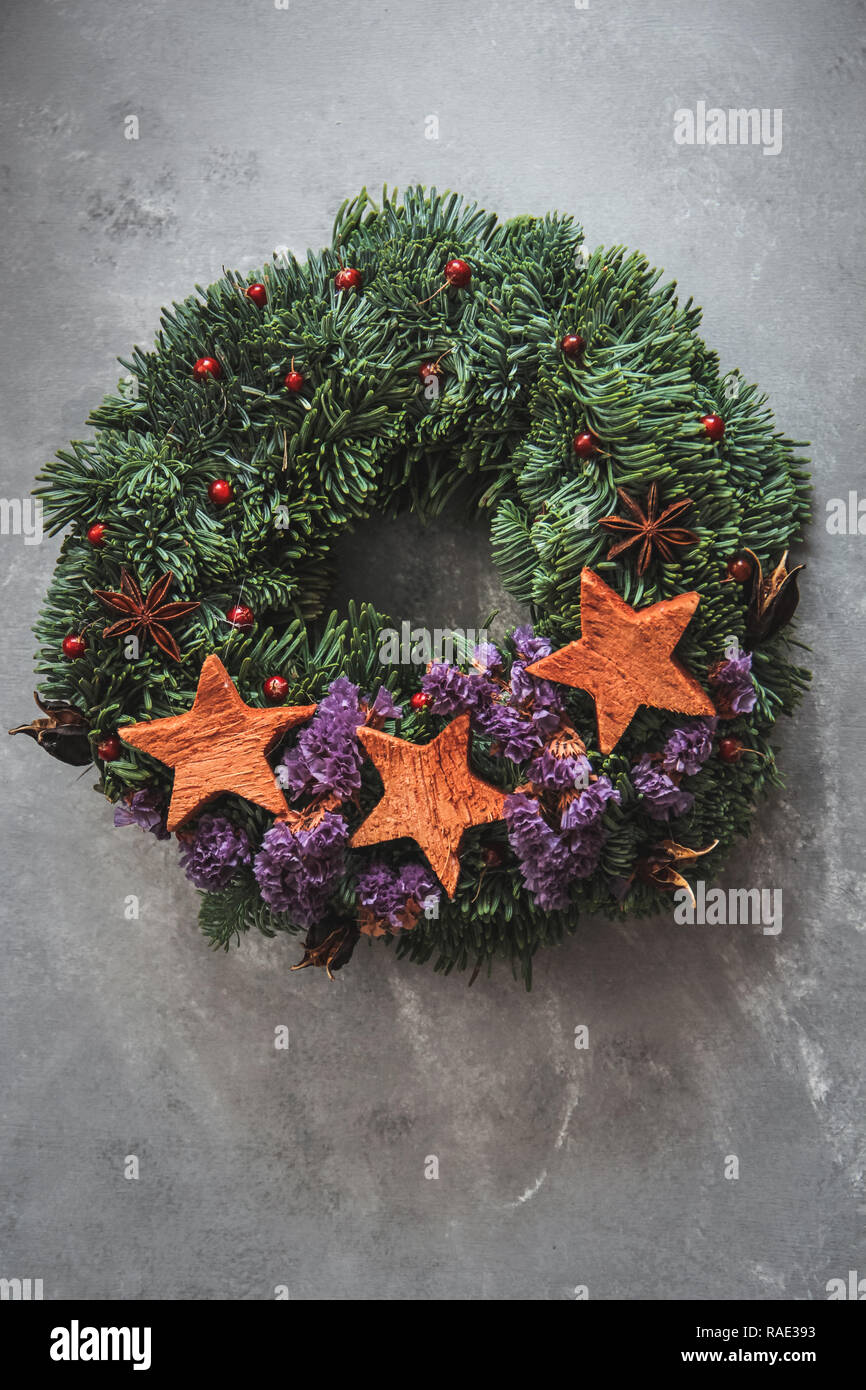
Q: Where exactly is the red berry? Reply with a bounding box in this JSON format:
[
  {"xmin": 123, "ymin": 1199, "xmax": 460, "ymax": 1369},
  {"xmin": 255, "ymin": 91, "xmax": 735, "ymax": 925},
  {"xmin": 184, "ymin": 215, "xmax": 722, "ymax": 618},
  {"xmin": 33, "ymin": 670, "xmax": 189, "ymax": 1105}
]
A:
[
  {"xmin": 62, "ymin": 634, "xmax": 86, "ymax": 658},
  {"xmin": 193, "ymin": 356, "xmax": 222, "ymax": 381},
  {"xmin": 207, "ymin": 479, "xmax": 234, "ymax": 506},
  {"xmin": 561, "ymin": 333, "xmax": 586, "ymax": 357},
  {"xmin": 245, "ymin": 282, "xmax": 267, "ymax": 307},
  {"xmin": 263, "ymin": 675, "xmax": 289, "ymax": 704},
  {"xmin": 482, "ymin": 846, "xmax": 504, "ymax": 867},
  {"xmin": 418, "ymin": 360, "xmax": 441, "ymax": 382},
  {"xmin": 284, "ymin": 369, "xmax": 304, "ymax": 393},
  {"xmin": 226, "ymin": 603, "xmax": 254, "ymax": 632},
  {"xmin": 97, "ymin": 735, "xmax": 122, "ymax": 761},
  {"xmin": 87, "ymin": 522, "xmax": 106, "ymax": 547},
  {"xmin": 701, "ymin": 413, "xmax": 725, "ymax": 442},
  {"xmin": 573, "ymin": 431, "xmax": 599, "ymax": 459},
  {"xmin": 335, "ymin": 266, "xmax": 363, "ymax": 293},
  {"xmin": 444, "ymin": 258, "xmax": 471, "ymax": 288},
  {"xmin": 727, "ymin": 556, "xmax": 753, "ymax": 583},
  {"xmin": 719, "ymin": 736, "xmax": 744, "ymax": 764},
  {"xmin": 410, "ymin": 691, "xmax": 430, "ymax": 710}
]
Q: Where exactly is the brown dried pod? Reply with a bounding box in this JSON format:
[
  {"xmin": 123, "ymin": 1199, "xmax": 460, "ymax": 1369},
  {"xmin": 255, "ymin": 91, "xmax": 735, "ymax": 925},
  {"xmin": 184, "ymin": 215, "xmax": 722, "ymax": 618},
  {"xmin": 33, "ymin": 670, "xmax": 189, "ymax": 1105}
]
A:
[
  {"xmin": 8, "ymin": 692, "xmax": 92, "ymax": 766},
  {"xmin": 740, "ymin": 548, "xmax": 805, "ymax": 646},
  {"xmin": 637, "ymin": 837, "xmax": 720, "ymax": 908},
  {"xmin": 291, "ymin": 918, "xmax": 360, "ymax": 979}
]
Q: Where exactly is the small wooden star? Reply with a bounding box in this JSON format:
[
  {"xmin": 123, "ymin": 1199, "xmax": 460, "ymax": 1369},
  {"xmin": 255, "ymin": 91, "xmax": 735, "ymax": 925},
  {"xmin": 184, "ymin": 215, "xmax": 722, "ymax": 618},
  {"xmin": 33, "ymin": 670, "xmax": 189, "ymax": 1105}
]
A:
[
  {"xmin": 93, "ymin": 569, "xmax": 200, "ymax": 662},
  {"xmin": 350, "ymin": 712, "xmax": 507, "ymax": 898},
  {"xmin": 120, "ymin": 654, "xmax": 316, "ymax": 830},
  {"xmin": 598, "ymin": 483, "xmax": 698, "ymax": 575},
  {"xmin": 526, "ymin": 568, "xmax": 716, "ymax": 754}
]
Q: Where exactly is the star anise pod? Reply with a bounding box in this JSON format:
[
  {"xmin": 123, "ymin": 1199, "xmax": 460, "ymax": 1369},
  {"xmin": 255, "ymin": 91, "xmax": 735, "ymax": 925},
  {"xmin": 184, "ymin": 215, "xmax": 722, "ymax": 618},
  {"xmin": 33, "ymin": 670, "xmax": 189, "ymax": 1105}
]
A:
[
  {"xmin": 740, "ymin": 548, "xmax": 805, "ymax": 647},
  {"xmin": 291, "ymin": 918, "xmax": 360, "ymax": 979},
  {"xmin": 93, "ymin": 569, "xmax": 200, "ymax": 663},
  {"xmin": 599, "ymin": 483, "xmax": 699, "ymax": 575}
]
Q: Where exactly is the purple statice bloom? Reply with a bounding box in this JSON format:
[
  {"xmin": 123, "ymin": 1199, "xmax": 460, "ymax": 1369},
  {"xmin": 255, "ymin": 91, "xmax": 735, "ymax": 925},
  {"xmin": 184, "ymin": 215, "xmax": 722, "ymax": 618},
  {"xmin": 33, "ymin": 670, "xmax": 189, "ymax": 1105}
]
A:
[
  {"xmin": 254, "ymin": 812, "xmax": 348, "ymax": 926},
  {"xmin": 504, "ymin": 793, "xmax": 574, "ymax": 910},
  {"xmin": 511, "ymin": 625, "xmax": 552, "ymax": 664},
  {"xmin": 529, "ymin": 678, "xmax": 566, "ymax": 737},
  {"xmin": 709, "ymin": 652, "xmax": 757, "ymax": 717},
  {"xmin": 559, "ymin": 775, "xmax": 621, "ymax": 829},
  {"xmin": 528, "ymin": 745, "xmax": 592, "ymax": 792},
  {"xmin": 356, "ymin": 860, "xmax": 440, "ymax": 930},
  {"xmin": 509, "ymin": 658, "xmax": 565, "ymax": 737},
  {"xmin": 473, "ymin": 642, "xmax": 503, "ymax": 675},
  {"xmin": 661, "ymin": 719, "xmax": 717, "ymax": 777},
  {"xmin": 475, "ymin": 698, "xmax": 545, "ymax": 762},
  {"xmin": 179, "ymin": 814, "xmax": 252, "ymax": 891},
  {"xmin": 421, "ymin": 661, "xmax": 494, "ymax": 716},
  {"xmin": 397, "ymin": 862, "xmax": 439, "ymax": 912},
  {"xmin": 631, "ymin": 754, "xmax": 695, "ymax": 821},
  {"xmin": 559, "ymin": 777, "xmax": 621, "ymax": 878},
  {"xmin": 113, "ymin": 788, "xmax": 170, "ymax": 841},
  {"xmin": 563, "ymin": 819, "xmax": 608, "ymax": 879},
  {"xmin": 279, "ymin": 675, "xmax": 365, "ymax": 801},
  {"xmin": 368, "ymin": 685, "xmax": 403, "ymax": 721}
]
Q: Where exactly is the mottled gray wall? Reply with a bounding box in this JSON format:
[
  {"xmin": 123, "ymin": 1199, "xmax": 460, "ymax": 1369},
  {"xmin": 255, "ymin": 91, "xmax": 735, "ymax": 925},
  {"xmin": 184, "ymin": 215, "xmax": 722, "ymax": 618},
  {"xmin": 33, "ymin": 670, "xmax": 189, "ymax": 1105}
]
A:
[{"xmin": 1, "ymin": 0, "xmax": 863, "ymax": 1301}]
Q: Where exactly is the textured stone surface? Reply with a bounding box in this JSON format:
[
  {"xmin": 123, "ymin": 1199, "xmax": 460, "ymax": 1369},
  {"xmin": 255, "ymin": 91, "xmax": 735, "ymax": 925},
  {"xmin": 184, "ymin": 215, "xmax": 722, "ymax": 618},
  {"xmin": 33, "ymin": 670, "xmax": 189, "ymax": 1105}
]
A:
[{"xmin": 0, "ymin": 0, "xmax": 862, "ymax": 1301}]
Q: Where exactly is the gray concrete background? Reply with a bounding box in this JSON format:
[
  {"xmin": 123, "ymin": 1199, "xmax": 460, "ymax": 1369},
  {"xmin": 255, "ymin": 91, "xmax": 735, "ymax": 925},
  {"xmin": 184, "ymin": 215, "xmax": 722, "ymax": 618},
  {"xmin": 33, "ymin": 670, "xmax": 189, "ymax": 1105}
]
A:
[{"xmin": 0, "ymin": 0, "xmax": 863, "ymax": 1301}]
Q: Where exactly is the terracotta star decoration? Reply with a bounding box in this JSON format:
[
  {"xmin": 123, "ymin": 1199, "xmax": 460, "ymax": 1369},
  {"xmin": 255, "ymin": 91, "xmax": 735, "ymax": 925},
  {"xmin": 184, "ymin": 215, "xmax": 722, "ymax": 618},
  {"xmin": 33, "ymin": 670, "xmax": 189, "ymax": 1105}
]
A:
[
  {"xmin": 526, "ymin": 567, "xmax": 716, "ymax": 754},
  {"xmin": 93, "ymin": 569, "xmax": 201, "ymax": 662},
  {"xmin": 120, "ymin": 654, "xmax": 316, "ymax": 830},
  {"xmin": 350, "ymin": 712, "xmax": 507, "ymax": 898},
  {"xmin": 598, "ymin": 482, "xmax": 698, "ymax": 575}
]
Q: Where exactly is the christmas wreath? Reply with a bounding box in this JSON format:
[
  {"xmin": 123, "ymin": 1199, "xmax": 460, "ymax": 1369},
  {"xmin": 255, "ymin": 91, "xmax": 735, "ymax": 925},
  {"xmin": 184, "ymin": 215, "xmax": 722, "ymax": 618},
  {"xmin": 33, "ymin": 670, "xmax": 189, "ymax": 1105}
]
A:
[{"xmin": 12, "ymin": 187, "xmax": 810, "ymax": 987}]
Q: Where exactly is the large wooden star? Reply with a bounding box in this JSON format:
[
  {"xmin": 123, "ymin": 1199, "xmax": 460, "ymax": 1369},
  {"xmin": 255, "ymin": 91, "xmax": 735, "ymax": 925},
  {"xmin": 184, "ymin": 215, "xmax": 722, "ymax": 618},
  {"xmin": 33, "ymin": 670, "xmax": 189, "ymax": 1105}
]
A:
[
  {"xmin": 120, "ymin": 654, "xmax": 316, "ymax": 830},
  {"xmin": 526, "ymin": 567, "xmax": 716, "ymax": 754},
  {"xmin": 350, "ymin": 712, "xmax": 507, "ymax": 898}
]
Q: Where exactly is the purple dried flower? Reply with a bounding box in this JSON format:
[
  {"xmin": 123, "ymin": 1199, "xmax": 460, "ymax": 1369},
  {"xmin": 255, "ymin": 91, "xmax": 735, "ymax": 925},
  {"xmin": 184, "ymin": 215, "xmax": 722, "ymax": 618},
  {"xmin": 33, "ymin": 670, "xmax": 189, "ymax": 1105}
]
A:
[
  {"xmin": 509, "ymin": 657, "xmax": 564, "ymax": 727},
  {"xmin": 709, "ymin": 653, "xmax": 757, "ymax": 717},
  {"xmin": 475, "ymin": 699, "xmax": 544, "ymax": 762},
  {"xmin": 511, "ymin": 625, "xmax": 552, "ymax": 663},
  {"xmin": 473, "ymin": 642, "xmax": 503, "ymax": 674},
  {"xmin": 113, "ymin": 788, "xmax": 170, "ymax": 841},
  {"xmin": 254, "ymin": 812, "xmax": 348, "ymax": 926},
  {"xmin": 356, "ymin": 859, "xmax": 439, "ymax": 930},
  {"xmin": 421, "ymin": 661, "xmax": 494, "ymax": 716},
  {"xmin": 631, "ymin": 754, "xmax": 694, "ymax": 821},
  {"xmin": 560, "ymin": 777, "xmax": 621, "ymax": 878},
  {"xmin": 179, "ymin": 813, "xmax": 252, "ymax": 891},
  {"xmin": 368, "ymin": 685, "xmax": 403, "ymax": 721},
  {"xmin": 528, "ymin": 746, "xmax": 592, "ymax": 792},
  {"xmin": 320, "ymin": 674, "xmax": 361, "ymax": 714},
  {"xmin": 559, "ymin": 775, "xmax": 621, "ymax": 830},
  {"xmin": 355, "ymin": 862, "xmax": 394, "ymax": 909},
  {"xmin": 504, "ymin": 793, "xmax": 573, "ymax": 910},
  {"xmin": 505, "ymin": 778, "xmax": 620, "ymax": 909},
  {"xmin": 661, "ymin": 719, "xmax": 717, "ymax": 777},
  {"xmin": 530, "ymin": 684, "xmax": 566, "ymax": 738},
  {"xmin": 279, "ymin": 675, "xmax": 365, "ymax": 801}
]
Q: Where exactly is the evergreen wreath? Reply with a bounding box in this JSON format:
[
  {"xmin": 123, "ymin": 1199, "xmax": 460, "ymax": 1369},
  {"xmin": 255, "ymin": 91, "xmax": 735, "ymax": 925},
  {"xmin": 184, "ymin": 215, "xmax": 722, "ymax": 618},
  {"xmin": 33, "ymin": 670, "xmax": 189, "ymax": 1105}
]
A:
[{"xmin": 12, "ymin": 187, "xmax": 810, "ymax": 988}]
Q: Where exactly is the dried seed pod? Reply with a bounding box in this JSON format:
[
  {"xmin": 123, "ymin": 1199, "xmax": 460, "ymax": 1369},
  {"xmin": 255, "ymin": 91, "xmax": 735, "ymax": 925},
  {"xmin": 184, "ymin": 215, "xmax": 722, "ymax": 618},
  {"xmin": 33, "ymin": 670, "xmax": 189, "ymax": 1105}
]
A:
[
  {"xmin": 8, "ymin": 692, "xmax": 92, "ymax": 766},
  {"xmin": 742, "ymin": 548, "xmax": 805, "ymax": 646},
  {"xmin": 291, "ymin": 918, "xmax": 360, "ymax": 979}
]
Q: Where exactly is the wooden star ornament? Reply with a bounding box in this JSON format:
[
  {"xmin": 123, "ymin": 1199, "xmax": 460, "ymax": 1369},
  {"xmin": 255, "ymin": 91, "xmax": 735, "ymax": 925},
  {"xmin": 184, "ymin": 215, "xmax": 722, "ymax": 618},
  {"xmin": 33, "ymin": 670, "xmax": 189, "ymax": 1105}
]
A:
[
  {"xmin": 350, "ymin": 712, "xmax": 507, "ymax": 898},
  {"xmin": 120, "ymin": 654, "xmax": 316, "ymax": 830},
  {"xmin": 526, "ymin": 568, "xmax": 716, "ymax": 754}
]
